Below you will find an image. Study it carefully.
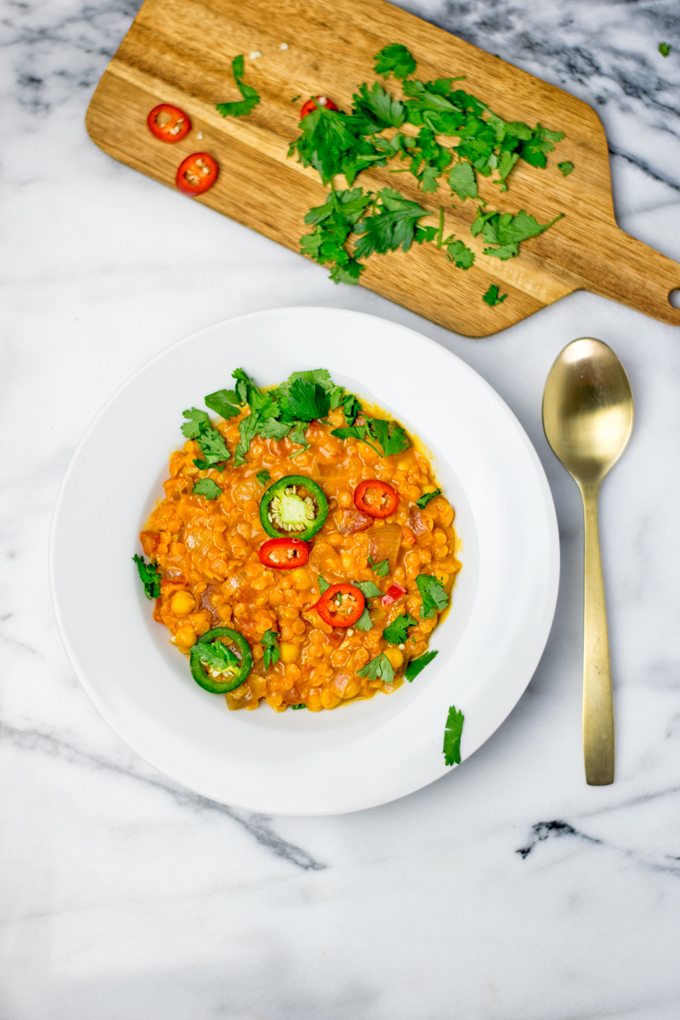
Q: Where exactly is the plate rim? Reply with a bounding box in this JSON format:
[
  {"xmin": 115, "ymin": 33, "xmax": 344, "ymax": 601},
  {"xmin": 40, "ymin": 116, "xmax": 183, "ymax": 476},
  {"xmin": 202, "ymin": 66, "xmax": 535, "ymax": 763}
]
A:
[{"xmin": 49, "ymin": 305, "xmax": 560, "ymax": 815}]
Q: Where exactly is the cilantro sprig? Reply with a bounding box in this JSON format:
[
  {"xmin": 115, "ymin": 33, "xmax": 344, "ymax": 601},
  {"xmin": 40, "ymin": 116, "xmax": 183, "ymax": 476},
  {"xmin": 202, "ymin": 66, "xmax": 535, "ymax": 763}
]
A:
[
  {"xmin": 261, "ymin": 629, "xmax": 280, "ymax": 669},
  {"xmin": 416, "ymin": 574, "xmax": 449, "ymax": 619},
  {"xmin": 216, "ymin": 55, "xmax": 261, "ymax": 118},
  {"xmin": 133, "ymin": 554, "xmax": 161, "ymax": 600},
  {"xmin": 358, "ymin": 652, "xmax": 395, "ymax": 683},
  {"xmin": 443, "ymin": 705, "xmax": 465, "ymax": 766},
  {"xmin": 383, "ymin": 614, "xmax": 417, "ymax": 644},
  {"xmin": 181, "ymin": 408, "xmax": 230, "ymax": 470}
]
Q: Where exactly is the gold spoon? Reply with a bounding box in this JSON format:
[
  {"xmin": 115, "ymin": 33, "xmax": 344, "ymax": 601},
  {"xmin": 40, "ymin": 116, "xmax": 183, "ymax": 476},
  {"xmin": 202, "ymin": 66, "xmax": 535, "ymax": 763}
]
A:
[{"xmin": 542, "ymin": 338, "xmax": 634, "ymax": 785}]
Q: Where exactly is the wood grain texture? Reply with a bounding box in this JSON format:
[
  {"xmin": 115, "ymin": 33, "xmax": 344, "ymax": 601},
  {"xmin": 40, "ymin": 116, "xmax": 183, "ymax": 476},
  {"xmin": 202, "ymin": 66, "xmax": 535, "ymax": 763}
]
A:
[{"xmin": 85, "ymin": 0, "xmax": 680, "ymax": 337}]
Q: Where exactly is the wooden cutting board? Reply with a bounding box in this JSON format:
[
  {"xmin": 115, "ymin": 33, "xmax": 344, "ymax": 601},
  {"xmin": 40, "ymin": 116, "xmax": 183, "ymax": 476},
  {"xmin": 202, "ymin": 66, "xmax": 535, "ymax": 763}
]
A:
[{"xmin": 86, "ymin": 0, "xmax": 680, "ymax": 337}]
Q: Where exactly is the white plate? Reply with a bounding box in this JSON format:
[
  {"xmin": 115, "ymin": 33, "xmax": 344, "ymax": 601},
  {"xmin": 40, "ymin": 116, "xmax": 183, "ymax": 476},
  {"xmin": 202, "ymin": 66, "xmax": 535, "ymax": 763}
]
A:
[{"xmin": 50, "ymin": 307, "xmax": 559, "ymax": 815}]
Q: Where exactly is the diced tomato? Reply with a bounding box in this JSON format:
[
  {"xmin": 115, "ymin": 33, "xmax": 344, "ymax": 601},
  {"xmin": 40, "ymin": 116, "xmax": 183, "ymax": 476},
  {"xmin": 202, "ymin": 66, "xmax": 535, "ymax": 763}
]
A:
[
  {"xmin": 176, "ymin": 153, "xmax": 219, "ymax": 195},
  {"xmin": 147, "ymin": 104, "xmax": 191, "ymax": 143},
  {"xmin": 354, "ymin": 480, "xmax": 399, "ymax": 519},
  {"xmin": 300, "ymin": 95, "xmax": 339, "ymax": 118},
  {"xmin": 259, "ymin": 537, "xmax": 310, "ymax": 570},
  {"xmin": 381, "ymin": 583, "xmax": 407, "ymax": 608},
  {"xmin": 316, "ymin": 583, "xmax": 365, "ymax": 627}
]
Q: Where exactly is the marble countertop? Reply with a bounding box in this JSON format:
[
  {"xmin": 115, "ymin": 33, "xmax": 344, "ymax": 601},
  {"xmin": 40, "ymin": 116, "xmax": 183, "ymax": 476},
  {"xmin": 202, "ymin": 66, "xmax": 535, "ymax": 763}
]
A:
[{"xmin": 2, "ymin": 0, "xmax": 680, "ymax": 1016}]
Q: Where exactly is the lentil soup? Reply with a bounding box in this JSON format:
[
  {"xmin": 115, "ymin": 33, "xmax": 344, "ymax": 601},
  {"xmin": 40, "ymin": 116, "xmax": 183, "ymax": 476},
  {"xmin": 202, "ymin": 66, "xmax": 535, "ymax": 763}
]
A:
[{"xmin": 136, "ymin": 369, "xmax": 461, "ymax": 712}]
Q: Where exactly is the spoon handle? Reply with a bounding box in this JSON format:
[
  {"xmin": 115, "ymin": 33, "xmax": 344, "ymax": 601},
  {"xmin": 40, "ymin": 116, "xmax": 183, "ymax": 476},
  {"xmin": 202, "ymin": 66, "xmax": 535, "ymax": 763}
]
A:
[{"xmin": 581, "ymin": 486, "xmax": 615, "ymax": 785}]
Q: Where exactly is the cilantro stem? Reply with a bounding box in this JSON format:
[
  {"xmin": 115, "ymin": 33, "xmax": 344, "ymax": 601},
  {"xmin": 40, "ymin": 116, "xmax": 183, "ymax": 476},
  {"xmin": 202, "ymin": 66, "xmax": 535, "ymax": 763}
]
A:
[{"xmin": 436, "ymin": 207, "xmax": 445, "ymax": 248}]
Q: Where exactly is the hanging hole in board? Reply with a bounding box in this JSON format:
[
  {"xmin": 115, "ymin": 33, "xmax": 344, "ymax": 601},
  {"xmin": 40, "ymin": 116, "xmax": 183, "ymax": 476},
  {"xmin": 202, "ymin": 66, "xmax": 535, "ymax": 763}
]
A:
[{"xmin": 669, "ymin": 289, "xmax": 680, "ymax": 309}]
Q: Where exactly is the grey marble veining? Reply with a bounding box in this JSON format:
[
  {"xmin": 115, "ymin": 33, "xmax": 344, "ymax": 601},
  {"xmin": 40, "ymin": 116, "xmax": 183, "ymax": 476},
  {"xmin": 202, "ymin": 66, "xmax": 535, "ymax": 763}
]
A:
[{"xmin": 2, "ymin": 0, "xmax": 680, "ymax": 1016}]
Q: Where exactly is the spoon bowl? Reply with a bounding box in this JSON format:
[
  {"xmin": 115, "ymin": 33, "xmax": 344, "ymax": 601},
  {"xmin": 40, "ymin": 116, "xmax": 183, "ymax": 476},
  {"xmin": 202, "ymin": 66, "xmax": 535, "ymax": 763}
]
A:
[
  {"xmin": 543, "ymin": 338, "xmax": 634, "ymax": 785},
  {"xmin": 543, "ymin": 339, "xmax": 634, "ymax": 489}
]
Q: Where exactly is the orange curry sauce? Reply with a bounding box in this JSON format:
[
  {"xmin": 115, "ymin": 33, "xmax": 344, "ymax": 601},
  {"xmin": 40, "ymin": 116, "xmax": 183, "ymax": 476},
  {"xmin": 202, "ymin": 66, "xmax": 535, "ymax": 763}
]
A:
[{"xmin": 141, "ymin": 404, "xmax": 461, "ymax": 711}]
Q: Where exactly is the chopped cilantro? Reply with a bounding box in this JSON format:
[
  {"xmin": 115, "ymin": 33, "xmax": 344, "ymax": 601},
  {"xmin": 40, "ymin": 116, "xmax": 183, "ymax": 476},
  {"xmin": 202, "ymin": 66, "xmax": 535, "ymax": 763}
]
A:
[
  {"xmin": 416, "ymin": 489, "xmax": 441, "ymax": 509},
  {"xmin": 290, "ymin": 703, "xmax": 307, "ymax": 710},
  {"xmin": 405, "ymin": 649, "xmax": 438, "ymax": 681},
  {"xmin": 256, "ymin": 470, "xmax": 271, "ymax": 485},
  {"xmin": 373, "ymin": 43, "xmax": 417, "ymax": 80},
  {"xmin": 383, "ymin": 613, "xmax": 417, "ymax": 644},
  {"xmin": 354, "ymin": 606, "xmax": 373, "ymax": 631},
  {"xmin": 193, "ymin": 478, "xmax": 222, "ymax": 499},
  {"xmin": 444, "ymin": 238, "xmax": 475, "ymax": 269},
  {"xmin": 659, "ymin": 42, "xmax": 671, "ymax": 57},
  {"xmin": 448, "ymin": 161, "xmax": 478, "ymax": 200},
  {"xmin": 196, "ymin": 637, "xmax": 239, "ymax": 674},
  {"xmin": 352, "ymin": 82, "xmax": 405, "ymax": 128},
  {"xmin": 261, "ymin": 629, "xmax": 280, "ymax": 669},
  {"xmin": 279, "ymin": 377, "xmax": 330, "ymax": 421},
  {"xmin": 216, "ymin": 55, "xmax": 261, "ymax": 118},
  {"xmin": 358, "ymin": 652, "xmax": 395, "ymax": 683},
  {"xmin": 482, "ymin": 283, "xmax": 508, "ymax": 307},
  {"xmin": 443, "ymin": 704, "xmax": 465, "ymax": 766},
  {"xmin": 318, "ymin": 575, "xmax": 330, "ymax": 594},
  {"xmin": 354, "ymin": 188, "xmax": 430, "ymax": 260},
  {"xmin": 332, "ymin": 414, "xmax": 411, "ymax": 457},
  {"xmin": 133, "ymin": 554, "xmax": 161, "ymax": 600},
  {"xmin": 205, "ymin": 388, "xmax": 242, "ymax": 420},
  {"xmin": 368, "ymin": 556, "xmax": 390, "ymax": 577},
  {"xmin": 416, "ymin": 574, "xmax": 449, "ymax": 619},
  {"xmin": 181, "ymin": 408, "xmax": 230, "ymax": 469},
  {"xmin": 472, "ymin": 207, "xmax": 564, "ymax": 259},
  {"xmin": 557, "ymin": 160, "xmax": 574, "ymax": 176},
  {"xmin": 354, "ymin": 579, "xmax": 383, "ymax": 599}
]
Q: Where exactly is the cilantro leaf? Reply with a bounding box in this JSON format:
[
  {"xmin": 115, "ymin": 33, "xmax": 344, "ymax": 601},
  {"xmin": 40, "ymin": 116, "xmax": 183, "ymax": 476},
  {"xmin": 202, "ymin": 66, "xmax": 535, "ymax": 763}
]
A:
[
  {"xmin": 233, "ymin": 412, "xmax": 259, "ymax": 466},
  {"xmin": 299, "ymin": 187, "xmax": 373, "ymax": 282},
  {"xmin": 354, "ymin": 606, "xmax": 373, "ymax": 632},
  {"xmin": 133, "ymin": 554, "xmax": 161, "ymax": 600},
  {"xmin": 482, "ymin": 283, "xmax": 508, "ymax": 307},
  {"xmin": 558, "ymin": 160, "xmax": 574, "ymax": 176},
  {"xmin": 405, "ymin": 649, "xmax": 438, "ymax": 681},
  {"xmin": 354, "ymin": 188, "xmax": 430, "ymax": 259},
  {"xmin": 331, "ymin": 414, "xmax": 411, "ymax": 457},
  {"xmin": 195, "ymin": 637, "xmax": 240, "ymax": 675},
  {"xmin": 193, "ymin": 478, "xmax": 222, "ymax": 499},
  {"xmin": 443, "ymin": 704, "xmax": 465, "ymax": 765},
  {"xmin": 216, "ymin": 54, "xmax": 261, "ymax": 118},
  {"xmin": 367, "ymin": 416, "xmax": 411, "ymax": 456},
  {"xmin": 448, "ymin": 162, "xmax": 478, "ymax": 199},
  {"xmin": 373, "ymin": 43, "xmax": 417, "ymax": 80},
  {"xmin": 358, "ymin": 652, "xmax": 395, "ymax": 683},
  {"xmin": 659, "ymin": 42, "xmax": 671, "ymax": 57},
  {"xmin": 181, "ymin": 408, "xmax": 230, "ymax": 468},
  {"xmin": 383, "ymin": 613, "xmax": 417, "ymax": 644},
  {"xmin": 289, "ymin": 106, "xmax": 379, "ymax": 186},
  {"xmin": 416, "ymin": 574, "xmax": 449, "ymax": 619},
  {"xmin": 261, "ymin": 629, "xmax": 280, "ymax": 670},
  {"xmin": 205, "ymin": 388, "xmax": 242, "ymax": 419},
  {"xmin": 288, "ymin": 421, "xmax": 311, "ymax": 456},
  {"xmin": 256, "ymin": 470, "xmax": 271, "ymax": 486},
  {"xmin": 318, "ymin": 575, "xmax": 330, "ymax": 594},
  {"xmin": 352, "ymin": 82, "xmax": 405, "ymax": 128},
  {"xmin": 473, "ymin": 207, "xmax": 563, "ymax": 260},
  {"xmin": 416, "ymin": 489, "xmax": 441, "ymax": 509},
  {"xmin": 280, "ymin": 378, "xmax": 331, "ymax": 421},
  {"xmin": 257, "ymin": 418, "xmax": 291, "ymax": 440},
  {"xmin": 518, "ymin": 124, "xmax": 564, "ymax": 168},
  {"xmin": 444, "ymin": 238, "xmax": 475, "ymax": 269},
  {"xmin": 290, "ymin": 703, "xmax": 307, "ymax": 710},
  {"xmin": 354, "ymin": 579, "xmax": 383, "ymax": 599},
  {"xmin": 368, "ymin": 556, "xmax": 389, "ymax": 577}
]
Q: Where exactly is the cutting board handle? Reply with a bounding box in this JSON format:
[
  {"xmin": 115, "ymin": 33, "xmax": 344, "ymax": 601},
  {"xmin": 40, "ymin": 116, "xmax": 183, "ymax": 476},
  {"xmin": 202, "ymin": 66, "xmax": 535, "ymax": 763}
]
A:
[{"xmin": 577, "ymin": 223, "xmax": 680, "ymax": 327}]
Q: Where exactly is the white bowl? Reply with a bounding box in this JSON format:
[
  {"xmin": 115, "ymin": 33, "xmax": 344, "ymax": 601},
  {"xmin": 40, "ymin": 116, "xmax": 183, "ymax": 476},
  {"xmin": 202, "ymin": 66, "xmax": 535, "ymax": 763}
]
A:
[{"xmin": 50, "ymin": 307, "xmax": 559, "ymax": 815}]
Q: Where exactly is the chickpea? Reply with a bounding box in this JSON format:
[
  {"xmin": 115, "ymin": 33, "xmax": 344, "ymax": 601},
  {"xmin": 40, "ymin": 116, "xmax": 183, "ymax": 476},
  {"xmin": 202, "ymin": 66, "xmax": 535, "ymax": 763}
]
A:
[
  {"xmin": 170, "ymin": 590, "xmax": 196, "ymax": 616},
  {"xmin": 291, "ymin": 568, "xmax": 312, "ymax": 591},
  {"xmin": 280, "ymin": 642, "xmax": 300, "ymax": 664},
  {"xmin": 174, "ymin": 624, "xmax": 196, "ymax": 649},
  {"xmin": 384, "ymin": 647, "xmax": 404, "ymax": 670}
]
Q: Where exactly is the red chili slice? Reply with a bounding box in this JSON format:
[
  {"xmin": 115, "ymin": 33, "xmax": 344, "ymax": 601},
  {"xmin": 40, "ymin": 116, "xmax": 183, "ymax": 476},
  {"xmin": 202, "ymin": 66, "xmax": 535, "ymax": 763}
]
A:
[
  {"xmin": 147, "ymin": 104, "xmax": 191, "ymax": 143},
  {"xmin": 381, "ymin": 583, "xmax": 407, "ymax": 608},
  {"xmin": 354, "ymin": 480, "xmax": 399, "ymax": 519},
  {"xmin": 176, "ymin": 153, "xmax": 219, "ymax": 195},
  {"xmin": 316, "ymin": 583, "xmax": 365, "ymax": 628},
  {"xmin": 300, "ymin": 95, "xmax": 339, "ymax": 118},
  {"xmin": 259, "ymin": 537, "xmax": 310, "ymax": 570}
]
